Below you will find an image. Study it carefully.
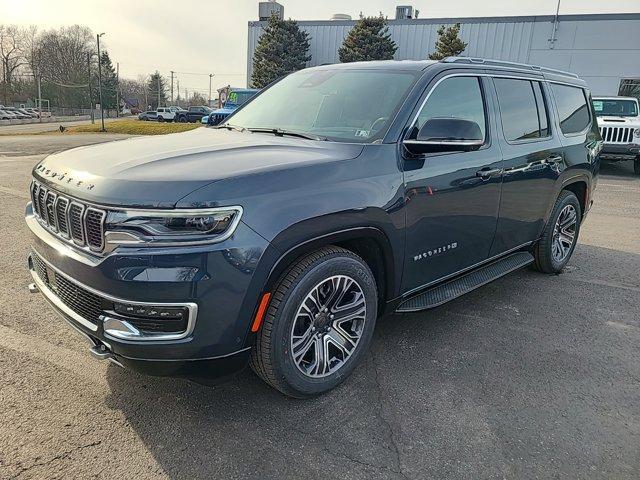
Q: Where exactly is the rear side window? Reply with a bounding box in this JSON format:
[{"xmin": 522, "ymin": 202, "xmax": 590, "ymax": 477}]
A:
[
  {"xmin": 494, "ymin": 78, "xmax": 550, "ymax": 142},
  {"xmin": 415, "ymin": 76, "xmax": 487, "ymax": 140},
  {"xmin": 551, "ymin": 84, "xmax": 591, "ymax": 135}
]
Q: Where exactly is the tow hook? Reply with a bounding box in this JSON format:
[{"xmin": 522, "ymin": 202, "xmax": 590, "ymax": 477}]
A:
[
  {"xmin": 90, "ymin": 343, "xmax": 113, "ymax": 360},
  {"xmin": 28, "ymin": 283, "xmax": 39, "ymax": 293}
]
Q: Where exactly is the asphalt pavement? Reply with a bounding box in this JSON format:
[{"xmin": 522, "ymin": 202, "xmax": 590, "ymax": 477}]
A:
[{"xmin": 0, "ymin": 134, "xmax": 638, "ymax": 479}]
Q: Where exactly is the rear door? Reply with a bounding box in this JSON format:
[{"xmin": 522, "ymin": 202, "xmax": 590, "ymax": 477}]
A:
[
  {"xmin": 488, "ymin": 76, "xmax": 565, "ymax": 255},
  {"xmin": 401, "ymin": 74, "xmax": 504, "ymax": 293}
]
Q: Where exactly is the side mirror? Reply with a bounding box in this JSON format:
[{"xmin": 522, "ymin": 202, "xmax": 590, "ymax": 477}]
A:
[{"xmin": 403, "ymin": 118, "xmax": 484, "ymax": 154}]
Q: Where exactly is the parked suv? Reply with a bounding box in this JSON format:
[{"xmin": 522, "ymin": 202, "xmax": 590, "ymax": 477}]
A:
[
  {"xmin": 156, "ymin": 107, "xmax": 176, "ymax": 122},
  {"xmin": 25, "ymin": 58, "xmax": 601, "ymax": 397},
  {"xmin": 175, "ymin": 105, "xmax": 212, "ymax": 123},
  {"xmin": 592, "ymin": 96, "xmax": 640, "ymax": 175}
]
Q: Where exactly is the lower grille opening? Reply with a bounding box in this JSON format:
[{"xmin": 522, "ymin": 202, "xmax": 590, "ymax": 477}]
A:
[{"xmin": 30, "ymin": 251, "xmax": 194, "ymax": 340}]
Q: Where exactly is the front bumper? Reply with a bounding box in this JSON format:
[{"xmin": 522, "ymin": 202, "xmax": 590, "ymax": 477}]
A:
[
  {"xmin": 25, "ymin": 202, "xmax": 271, "ymax": 378},
  {"xmin": 599, "ymin": 143, "xmax": 640, "ymax": 160}
]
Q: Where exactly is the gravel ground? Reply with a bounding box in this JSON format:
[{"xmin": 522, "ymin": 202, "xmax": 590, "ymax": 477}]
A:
[{"xmin": 0, "ymin": 134, "xmax": 638, "ymax": 479}]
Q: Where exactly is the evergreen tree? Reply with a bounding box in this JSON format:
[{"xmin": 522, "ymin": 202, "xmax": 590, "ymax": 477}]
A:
[
  {"xmin": 99, "ymin": 51, "xmax": 118, "ymax": 110},
  {"xmin": 338, "ymin": 16, "xmax": 397, "ymax": 63},
  {"xmin": 251, "ymin": 15, "xmax": 310, "ymax": 88},
  {"xmin": 147, "ymin": 71, "xmax": 167, "ymax": 109},
  {"xmin": 428, "ymin": 23, "xmax": 468, "ymax": 60}
]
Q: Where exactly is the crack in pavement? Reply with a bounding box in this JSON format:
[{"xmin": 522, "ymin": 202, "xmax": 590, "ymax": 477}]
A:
[
  {"xmin": 8, "ymin": 440, "xmax": 102, "ymax": 479},
  {"xmin": 369, "ymin": 349, "xmax": 410, "ymax": 480}
]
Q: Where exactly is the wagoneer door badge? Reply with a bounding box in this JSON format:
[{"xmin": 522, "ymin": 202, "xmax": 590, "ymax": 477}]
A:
[{"xmin": 413, "ymin": 242, "xmax": 458, "ymax": 262}]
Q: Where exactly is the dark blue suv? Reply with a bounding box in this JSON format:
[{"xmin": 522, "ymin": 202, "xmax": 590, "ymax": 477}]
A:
[{"xmin": 26, "ymin": 58, "xmax": 601, "ymax": 397}]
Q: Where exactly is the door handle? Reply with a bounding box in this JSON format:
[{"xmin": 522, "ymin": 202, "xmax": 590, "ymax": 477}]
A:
[
  {"xmin": 476, "ymin": 167, "xmax": 502, "ymax": 180},
  {"xmin": 543, "ymin": 155, "xmax": 563, "ymax": 166}
]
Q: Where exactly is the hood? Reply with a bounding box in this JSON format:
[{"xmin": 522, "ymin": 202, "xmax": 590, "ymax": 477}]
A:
[
  {"xmin": 33, "ymin": 127, "xmax": 364, "ymax": 208},
  {"xmin": 596, "ymin": 116, "xmax": 640, "ymax": 126}
]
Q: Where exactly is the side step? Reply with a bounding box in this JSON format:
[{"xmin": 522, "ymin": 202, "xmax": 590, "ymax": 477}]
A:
[{"xmin": 396, "ymin": 251, "xmax": 534, "ymax": 312}]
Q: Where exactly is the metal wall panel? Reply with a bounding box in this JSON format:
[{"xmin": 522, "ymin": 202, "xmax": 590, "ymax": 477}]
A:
[{"xmin": 247, "ymin": 14, "xmax": 640, "ymax": 95}]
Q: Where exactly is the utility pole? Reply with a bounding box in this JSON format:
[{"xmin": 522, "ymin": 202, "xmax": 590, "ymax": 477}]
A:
[
  {"xmin": 177, "ymin": 79, "xmax": 180, "ymax": 102},
  {"xmin": 86, "ymin": 52, "xmax": 94, "ymax": 124},
  {"xmin": 157, "ymin": 72, "xmax": 161, "ymax": 108},
  {"xmin": 37, "ymin": 75, "xmax": 42, "ymax": 120},
  {"xmin": 170, "ymin": 70, "xmax": 174, "ymax": 103},
  {"xmin": 96, "ymin": 33, "xmax": 106, "ymax": 132},
  {"xmin": 208, "ymin": 73, "xmax": 214, "ymax": 107},
  {"xmin": 116, "ymin": 62, "xmax": 119, "ymax": 117}
]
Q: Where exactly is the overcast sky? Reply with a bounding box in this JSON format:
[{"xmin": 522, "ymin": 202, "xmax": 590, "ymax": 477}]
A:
[{"xmin": 2, "ymin": 0, "xmax": 638, "ymax": 94}]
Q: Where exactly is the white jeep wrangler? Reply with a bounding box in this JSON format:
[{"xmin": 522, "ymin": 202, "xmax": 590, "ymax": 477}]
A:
[{"xmin": 593, "ymin": 96, "xmax": 640, "ymax": 175}]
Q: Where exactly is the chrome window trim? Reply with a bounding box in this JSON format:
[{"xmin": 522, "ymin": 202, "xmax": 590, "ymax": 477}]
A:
[{"xmin": 30, "ymin": 250, "xmax": 198, "ymax": 342}]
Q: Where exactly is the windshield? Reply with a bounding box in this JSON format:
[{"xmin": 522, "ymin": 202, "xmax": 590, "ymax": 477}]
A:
[
  {"xmin": 226, "ymin": 69, "xmax": 419, "ymax": 143},
  {"xmin": 593, "ymin": 99, "xmax": 639, "ymax": 117}
]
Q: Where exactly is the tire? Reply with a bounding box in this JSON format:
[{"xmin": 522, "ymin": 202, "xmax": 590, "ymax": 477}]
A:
[
  {"xmin": 533, "ymin": 190, "xmax": 582, "ymax": 274},
  {"xmin": 178, "ymin": 116, "xmax": 186, "ymax": 123},
  {"xmin": 634, "ymin": 158, "xmax": 640, "ymax": 176},
  {"xmin": 250, "ymin": 246, "xmax": 378, "ymax": 398},
  {"xmin": 158, "ymin": 116, "xmax": 164, "ymax": 122}
]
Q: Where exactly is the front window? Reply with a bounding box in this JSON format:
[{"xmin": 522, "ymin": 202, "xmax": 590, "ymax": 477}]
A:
[
  {"xmin": 226, "ymin": 69, "xmax": 419, "ymax": 143},
  {"xmin": 592, "ymin": 98, "xmax": 639, "ymax": 117}
]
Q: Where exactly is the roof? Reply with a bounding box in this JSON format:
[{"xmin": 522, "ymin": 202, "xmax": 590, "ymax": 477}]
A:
[
  {"xmin": 249, "ymin": 12, "xmax": 640, "ymax": 27},
  {"xmin": 592, "ymin": 96, "xmax": 639, "ymax": 101},
  {"xmin": 307, "ymin": 60, "xmax": 437, "ymax": 71}
]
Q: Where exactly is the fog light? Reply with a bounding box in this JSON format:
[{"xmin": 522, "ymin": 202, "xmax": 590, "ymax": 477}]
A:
[{"xmin": 113, "ymin": 302, "xmax": 186, "ymax": 320}]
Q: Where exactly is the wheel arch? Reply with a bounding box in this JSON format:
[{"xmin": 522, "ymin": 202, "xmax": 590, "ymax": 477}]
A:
[
  {"xmin": 561, "ymin": 176, "xmax": 589, "ymax": 218},
  {"xmin": 263, "ymin": 226, "xmax": 397, "ymax": 315}
]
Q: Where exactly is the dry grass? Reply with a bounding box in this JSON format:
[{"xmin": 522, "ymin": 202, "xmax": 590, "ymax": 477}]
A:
[{"xmin": 66, "ymin": 119, "xmax": 201, "ymax": 135}]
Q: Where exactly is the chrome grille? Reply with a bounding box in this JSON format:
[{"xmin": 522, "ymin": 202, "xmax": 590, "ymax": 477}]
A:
[
  {"xmin": 30, "ymin": 180, "xmax": 106, "ymax": 253},
  {"xmin": 599, "ymin": 126, "xmax": 634, "ymax": 144}
]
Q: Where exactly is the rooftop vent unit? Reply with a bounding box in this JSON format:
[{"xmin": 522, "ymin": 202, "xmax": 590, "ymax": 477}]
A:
[
  {"xmin": 395, "ymin": 5, "xmax": 416, "ymax": 19},
  {"xmin": 259, "ymin": 1, "xmax": 284, "ymax": 21},
  {"xmin": 330, "ymin": 13, "xmax": 352, "ymax": 21}
]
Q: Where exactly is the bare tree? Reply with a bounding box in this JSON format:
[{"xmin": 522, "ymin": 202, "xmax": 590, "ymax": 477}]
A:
[{"xmin": 0, "ymin": 24, "xmax": 28, "ymax": 103}]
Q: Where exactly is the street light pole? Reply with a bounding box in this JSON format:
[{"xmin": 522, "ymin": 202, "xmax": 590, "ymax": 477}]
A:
[
  {"xmin": 96, "ymin": 33, "xmax": 106, "ymax": 132},
  {"xmin": 208, "ymin": 73, "xmax": 214, "ymax": 107}
]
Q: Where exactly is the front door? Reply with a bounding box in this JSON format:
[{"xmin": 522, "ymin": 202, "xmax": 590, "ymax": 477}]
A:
[{"xmin": 402, "ymin": 75, "xmax": 503, "ymax": 294}]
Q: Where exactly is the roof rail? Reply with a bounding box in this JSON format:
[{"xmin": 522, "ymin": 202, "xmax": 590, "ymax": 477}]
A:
[{"xmin": 441, "ymin": 57, "xmax": 580, "ymax": 79}]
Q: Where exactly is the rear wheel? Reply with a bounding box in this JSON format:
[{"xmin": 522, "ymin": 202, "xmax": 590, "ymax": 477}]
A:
[
  {"xmin": 250, "ymin": 246, "xmax": 377, "ymax": 398},
  {"xmin": 158, "ymin": 116, "xmax": 164, "ymax": 122},
  {"xmin": 634, "ymin": 157, "xmax": 640, "ymax": 176},
  {"xmin": 178, "ymin": 116, "xmax": 186, "ymax": 123},
  {"xmin": 534, "ymin": 190, "xmax": 581, "ymax": 273}
]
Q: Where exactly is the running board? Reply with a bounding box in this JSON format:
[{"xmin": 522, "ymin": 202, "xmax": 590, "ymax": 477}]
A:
[{"xmin": 396, "ymin": 251, "xmax": 534, "ymax": 313}]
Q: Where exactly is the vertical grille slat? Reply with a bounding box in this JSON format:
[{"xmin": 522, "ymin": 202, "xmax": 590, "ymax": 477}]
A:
[
  {"xmin": 69, "ymin": 202, "xmax": 86, "ymax": 244},
  {"xmin": 45, "ymin": 191, "xmax": 57, "ymax": 229},
  {"xmin": 55, "ymin": 197, "xmax": 69, "ymax": 236},
  {"xmin": 84, "ymin": 208, "xmax": 105, "ymax": 250},
  {"xmin": 29, "ymin": 181, "xmax": 108, "ymax": 253},
  {"xmin": 38, "ymin": 186, "xmax": 48, "ymax": 220}
]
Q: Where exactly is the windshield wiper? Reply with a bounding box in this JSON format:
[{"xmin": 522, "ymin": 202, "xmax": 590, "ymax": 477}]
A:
[
  {"xmin": 215, "ymin": 124, "xmax": 246, "ymax": 132},
  {"xmin": 247, "ymin": 128, "xmax": 326, "ymax": 141}
]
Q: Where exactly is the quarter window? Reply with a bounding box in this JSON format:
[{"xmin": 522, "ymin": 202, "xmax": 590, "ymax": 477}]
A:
[
  {"xmin": 551, "ymin": 84, "xmax": 590, "ymax": 135},
  {"xmin": 415, "ymin": 76, "xmax": 486, "ymax": 141},
  {"xmin": 494, "ymin": 78, "xmax": 550, "ymax": 142}
]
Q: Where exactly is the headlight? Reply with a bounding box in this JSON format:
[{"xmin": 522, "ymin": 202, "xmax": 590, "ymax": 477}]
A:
[{"xmin": 103, "ymin": 206, "xmax": 242, "ymax": 250}]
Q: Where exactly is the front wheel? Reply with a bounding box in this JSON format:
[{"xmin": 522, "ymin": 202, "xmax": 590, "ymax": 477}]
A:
[
  {"xmin": 250, "ymin": 246, "xmax": 378, "ymax": 398},
  {"xmin": 534, "ymin": 190, "xmax": 581, "ymax": 273},
  {"xmin": 158, "ymin": 116, "xmax": 164, "ymax": 122},
  {"xmin": 634, "ymin": 157, "xmax": 640, "ymax": 176}
]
